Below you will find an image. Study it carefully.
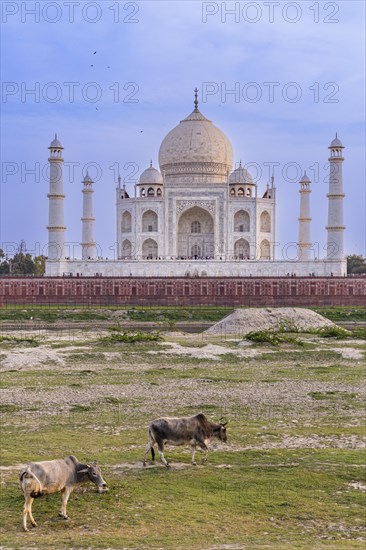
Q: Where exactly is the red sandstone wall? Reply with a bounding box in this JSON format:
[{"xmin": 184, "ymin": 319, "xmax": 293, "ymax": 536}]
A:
[{"xmin": 0, "ymin": 277, "xmax": 365, "ymax": 306}]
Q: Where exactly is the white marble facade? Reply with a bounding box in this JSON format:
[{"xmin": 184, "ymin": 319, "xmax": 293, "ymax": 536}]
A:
[
  {"xmin": 45, "ymin": 93, "xmax": 346, "ymax": 277},
  {"xmin": 116, "ymin": 96, "xmax": 276, "ymax": 264}
]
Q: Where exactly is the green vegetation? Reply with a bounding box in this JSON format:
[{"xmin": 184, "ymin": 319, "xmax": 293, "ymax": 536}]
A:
[
  {"xmin": 100, "ymin": 330, "xmax": 163, "ymax": 344},
  {"xmin": 245, "ymin": 325, "xmax": 351, "ymax": 346},
  {"xmin": 347, "ymin": 254, "xmax": 366, "ymax": 275},
  {"xmin": 311, "ymin": 306, "xmax": 366, "ymax": 322},
  {"xmin": 246, "ymin": 330, "xmax": 303, "ymax": 346},
  {"xmin": 0, "ymin": 305, "xmax": 234, "ymax": 323},
  {"xmin": 0, "ymin": 243, "xmax": 46, "ymax": 275},
  {"xmin": 0, "ymin": 335, "xmax": 39, "ymax": 346},
  {"xmin": 316, "ymin": 326, "xmax": 351, "ymax": 339},
  {"xmin": 0, "ymin": 305, "xmax": 365, "ymax": 325}
]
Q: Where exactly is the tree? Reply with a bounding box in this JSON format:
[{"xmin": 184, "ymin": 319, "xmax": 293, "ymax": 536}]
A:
[
  {"xmin": 347, "ymin": 255, "xmax": 366, "ymax": 275},
  {"xmin": 0, "ymin": 249, "xmax": 9, "ymax": 274},
  {"xmin": 11, "ymin": 252, "xmax": 35, "ymax": 275},
  {"xmin": 34, "ymin": 255, "xmax": 46, "ymax": 276}
]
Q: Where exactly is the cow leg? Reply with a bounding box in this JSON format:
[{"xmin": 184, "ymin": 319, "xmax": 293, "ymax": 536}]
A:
[
  {"xmin": 143, "ymin": 429, "xmax": 157, "ymax": 466},
  {"xmin": 28, "ymin": 498, "xmax": 37, "ymax": 528},
  {"xmin": 59, "ymin": 486, "xmax": 72, "ymax": 519},
  {"xmin": 191, "ymin": 445, "xmax": 197, "ymax": 465},
  {"xmin": 143, "ymin": 439, "xmax": 153, "ymax": 466},
  {"xmin": 199, "ymin": 443, "xmax": 209, "ymax": 464},
  {"xmin": 23, "ymin": 496, "xmax": 36, "ymax": 531},
  {"xmin": 157, "ymin": 442, "xmax": 169, "ymax": 467}
]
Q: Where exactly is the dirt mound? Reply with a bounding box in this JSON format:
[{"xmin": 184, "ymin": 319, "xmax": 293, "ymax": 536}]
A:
[{"xmin": 205, "ymin": 307, "xmax": 335, "ymax": 336}]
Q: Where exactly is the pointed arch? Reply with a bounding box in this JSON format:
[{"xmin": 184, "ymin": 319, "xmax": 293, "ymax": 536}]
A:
[
  {"xmin": 177, "ymin": 206, "xmax": 214, "ymax": 258},
  {"xmin": 142, "ymin": 238, "xmax": 158, "ymax": 259},
  {"xmin": 234, "ymin": 210, "xmax": 250, "ymax": 232},
  {"xmin": 142, "ymin": 210, "xmax": 158, "ymax": 232},
  {"xmin": 260, "ymin": 211, "xmax": 271, "ymax": 232},
  {"xmin": 122, "ymin": 239, "xmax": 132, "ymax": 259},
  {"xmin": 260, "ymin": 239, "xmax": 270, "ymax": 259},
  {"xmin": 121, "ymin": 211, "xmax": 131, "ymax": 232},
  {"xmin": 234, "ymin": 238, "xmax": 250, "ymax": 259}
]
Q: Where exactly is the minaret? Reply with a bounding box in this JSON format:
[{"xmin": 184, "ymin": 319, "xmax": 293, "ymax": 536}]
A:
[
  {"xmin": 326, "ymin": 134, "xmax": 345, "ymax": 260},
  {"xmin": 47, "ymin": 134, "xmax": 66, "ymax": 260},
  {"xmin": 298, "ymin": 172, "xmax": 312, "ymax": 261},
  {"xmin": 81, "ymin": 172, "xmax": 96, "ymax": 260}
]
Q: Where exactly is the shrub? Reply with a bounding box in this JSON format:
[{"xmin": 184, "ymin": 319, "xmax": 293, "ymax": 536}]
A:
[
  {"xmin": 246, "ymin": 331, "xmax": 281, "ymax": 345},
  {"xmin": 246, "ymin": 330, "xmax": 304, "ymax": 346},
  {"xmin": 100, "ymin": 330, "xmax": 162, "ymax": 344},
  {"xmin": 315, "ymin": 326, "xmax": 351, "ymax": 339}
]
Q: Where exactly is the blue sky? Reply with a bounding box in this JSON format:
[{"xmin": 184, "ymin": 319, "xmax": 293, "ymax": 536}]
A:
[{"xmin": 1, "ymin": 0, "xmax": 365, "ymax": 259}]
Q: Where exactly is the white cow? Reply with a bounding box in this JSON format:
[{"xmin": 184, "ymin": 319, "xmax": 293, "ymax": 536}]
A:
[{"xmin": 19, "ymin": 455, "xmax": 108, "ymax": 531}]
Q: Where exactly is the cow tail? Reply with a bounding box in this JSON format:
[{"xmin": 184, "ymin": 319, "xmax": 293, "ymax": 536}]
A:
[
  {"xmin": 20, "ymin": 468, "xmax": 43, "ymax": 498},
  {"xmin": 149, "ymin": 427, "xmax": 155, "ymax": 460}
]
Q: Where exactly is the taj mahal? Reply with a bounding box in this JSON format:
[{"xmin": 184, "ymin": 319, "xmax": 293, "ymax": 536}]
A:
[{"xmin": 45, "ymin": 91, "xmax": 346, "ymax": 277}]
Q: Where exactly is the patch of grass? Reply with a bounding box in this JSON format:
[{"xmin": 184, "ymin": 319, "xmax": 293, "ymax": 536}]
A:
[
  {"xmin": 0, "ymin": 404, "xmax": 21, "ymax": 413},
  {"xmin": 311, "ymin": 306, "xmax": 366, "ymax": 322},
  {"xmin": 70, "ymin": 404, "xmax": 92, "ymax": 413},
  {"xmin": 246, "ymin": 330, "xmax": 304, "ymax": 346},
  {"xmin": 350, "ymin": 327, "xmax": 366, "ymax": 340},
  {"xmin": 126, "ymin": 306, "xmax": 234, "ymax": 323},
  {"xmin": 99, "ymin": 331, "xmax": 163, "ymax": 344},
  {"xmin": 314, "ymin": 326, "xmax": 351, "ymax": 339},
  {"xmin": 308, "ymin": 391, "xmax": 359, "ymax": 401},
  {"xmin": 0, "ymin": 335, "xmax": 39, "ymax": 346}
]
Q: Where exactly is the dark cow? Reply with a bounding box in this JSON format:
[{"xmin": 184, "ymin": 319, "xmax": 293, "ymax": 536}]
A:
[
  {"xmin": 19, "ymin": 455, "xmax": 108, "ymax": 531},
  {"xmin": 143, "ymin": 413, "xmax": 228, "ymax": 467}
]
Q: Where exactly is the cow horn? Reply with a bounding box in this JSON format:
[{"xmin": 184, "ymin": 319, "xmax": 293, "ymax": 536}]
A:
[{"xmin": 222, "ymin": 422, "xmax": 228, "ymax": 427}]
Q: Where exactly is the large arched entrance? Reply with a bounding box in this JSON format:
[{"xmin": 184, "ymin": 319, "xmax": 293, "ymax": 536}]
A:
[{"xmin": 177, "ymin": 206, "xmax": 214, "ymax": 258}]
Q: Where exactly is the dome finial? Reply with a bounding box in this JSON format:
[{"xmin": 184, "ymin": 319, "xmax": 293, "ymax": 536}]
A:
[
  {"xmin": 194, "ymin": 87, "xmax": 199, "ymax": 111},
  {"xmin": 150, "ymin": 160, "xmax": 153, "ymax": 168}
]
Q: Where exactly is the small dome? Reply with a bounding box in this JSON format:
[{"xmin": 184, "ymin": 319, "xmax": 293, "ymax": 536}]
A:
[
  {"xmin": 139, "ymin": 164, "xmax": 163, "ymax": 185},
  {"xmin": 330, "ymin": 134, "xmax": 343, "ymax": 148},
  {"xmin": 229, "ymin": 164, "xmax": 253, "ymax": 185},
  {"xmin": 299, "ymin": 171, "xmax": 311, "ymax": 184},
  {"xmin": 50, "ymin": 133, "xmax": 63, "ymax": 148}
]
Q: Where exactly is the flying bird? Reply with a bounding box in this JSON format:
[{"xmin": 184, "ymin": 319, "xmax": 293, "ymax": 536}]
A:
[{"xmin": 93, "ymin": 51, "xmax": 97, "ymax": 54}]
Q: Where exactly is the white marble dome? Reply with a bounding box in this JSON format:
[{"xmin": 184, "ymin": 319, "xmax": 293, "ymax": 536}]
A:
[
  {"xmin": 229, "ymin": 165, "xmax": 254, "ymax": 184},
  {"xmin": 139, "ymin": 164, "xmax": 163, "ymax": 184},
  {"xmin": 159, "ymin": 107, "xmax": 233, "ymax": 184}
]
